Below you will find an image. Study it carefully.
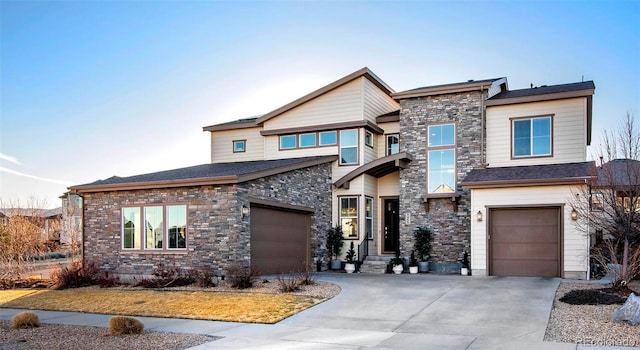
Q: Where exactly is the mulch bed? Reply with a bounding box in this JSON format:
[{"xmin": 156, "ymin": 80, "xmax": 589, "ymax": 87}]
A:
[{"xmin": 560, "ymin": 286, "xmax": 639, "ymax": 305}]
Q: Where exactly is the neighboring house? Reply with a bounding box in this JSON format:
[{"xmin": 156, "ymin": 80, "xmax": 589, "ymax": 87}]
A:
[
  {"xmin": 70, "ymin": 67, "xmax": 597, "ymax": 279},
  {"xmin": 0, "ymin": 207, "xmax": 62, "ymax": 243},
  {"xmin": 60, "ymin": 192, "xmax": 83, "ymax": 246}
]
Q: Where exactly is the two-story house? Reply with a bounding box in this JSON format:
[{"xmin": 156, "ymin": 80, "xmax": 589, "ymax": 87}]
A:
[{"xmin": 70, "ymin": 67, "xmax": 596, "ymax": 279}]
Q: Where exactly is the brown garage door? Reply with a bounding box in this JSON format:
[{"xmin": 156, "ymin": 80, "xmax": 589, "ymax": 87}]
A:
[
  {"xmin": 490, "ymin": 207, "xmax": 560, "ymax": 277},
  {"xmin": 250, "ymin": 205, "xmax": 310, "ymax": 275}
]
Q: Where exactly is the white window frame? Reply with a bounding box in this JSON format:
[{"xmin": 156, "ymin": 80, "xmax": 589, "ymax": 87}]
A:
[
  {"xmin": 340, "ymin": 196, "xmax": 358, "ymax": 239},
  {"xmin": 365, "ymin": 197, "xmax": 373, "ymax": 240},
  {"xmin": 319, "ymin": 131, "xmax": 337, "ymax": 146},
  {"xmin": 386, "ymin": 134, "xmax": 399, "ymax": 156},
  {"xmin": 511, "ymin": 116, "xmax": 552, "ymax": 158},
  {"xmin": 121, "ymin": 205, "xmax": 187, "ymax": 251},
  {"xmin": 233, "ymin": 140, "xmax": 246, "ymax": 153},
  {"xmin": 279, "ymin": 135, "xmax": 297, "ymax": 150},
  {"xmin": 339, "ymin": 129, "xmax": 359, "ymax": 165}
]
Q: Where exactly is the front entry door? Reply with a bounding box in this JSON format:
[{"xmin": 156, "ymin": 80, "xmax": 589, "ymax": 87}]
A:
[{"xmin": 383, "ymin": 198, "xmax": 400, "ymax": 253}]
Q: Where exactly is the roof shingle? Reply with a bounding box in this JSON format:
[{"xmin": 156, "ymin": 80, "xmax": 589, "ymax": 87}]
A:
[{"xmin": 462, "ymin": 161, "xmax": 597, "ymax": 188}]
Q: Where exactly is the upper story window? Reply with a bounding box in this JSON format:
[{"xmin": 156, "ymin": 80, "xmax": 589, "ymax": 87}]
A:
[
  {"xmin": 233, "ymin": 140, "xmax": 246, "ymax": 153},
  {"xmin": 122, "ymin": 205, "xmax": 187, "ymax": 251},
  {"xmin": 427, "ymin": 124, "xmax": 456, "ymax": 193},
  {"xmin": 365, "ymin": 130, "xmax": 374, "ymax": 148},
  {"xmin": 299, "ymin": 133, "xmax": 317, "ymax": 148},
  {"xmin": 339, "ymin": 129, "xmax": 358, "ymax": 165},
  {"xmin": 319, "ymin": 131, "xmax": 337, "ymax": 146},
  {"xmin": 428, "ymin": 124, "xmax": 455, "ymax": 147},
  {"xmin": 387, "ymin": 134, "xmax": 399, "ymax": 155},
  {"xmin": 280, "ymin": 135, "xmax": 296, "ymax": 149},
  {"xmin": 512, "ymin": 116, "xmax": 552, "ymax": 158}
]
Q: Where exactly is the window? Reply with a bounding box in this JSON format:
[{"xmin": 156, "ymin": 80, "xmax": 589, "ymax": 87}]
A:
[
  {"xmin": 339, "ymin": 129, "xmax": 358, "ymax": 165},
  {"xmin": 122, "ymin": 205, "xmax": 187, "ymax": 250},
  {"xmin": 512, "ymin": 116, "xmax": 552, "ymax": 157},
  {"xmin": 387, "ymin": 134, "xmax": 399, "ymax": 155},
  {"xmin": 319, "ymin": 131, "xmax": 337, "ymax": 146},
  {"xmin": 280, "ymin": 135, "xmax": 296, "ymax": 149},
  {"xmin": 299, "ymin": 133, "xmax": 316, "ymax": 148},
  {"xmin": 365, "ymin": 197, "xmax": 373, "ymax": 239},
  {"xmin": 428, "ymin": 124, "xmax": 455, "ymax": 147},
  {"xmin": 365, "ymin": 130, "xmax": 374, "ymax": 148},
  {"xmin": 591, "ymin": 193, "xmax": 604, "ymax": 211},
  {"xmin": 233, "ymin": 140, "xmax": 246, "ymax": 153},
  {"xmin": 340, "ymin": 197, "xmax": 358, "ymax": 238},
  {"xmin": 427, "ymin": 123, "xmax": 456, "ymax": 194},
  {"xmin": 428, "ymin": 150, "xmax": 456, "ymax": 193}
]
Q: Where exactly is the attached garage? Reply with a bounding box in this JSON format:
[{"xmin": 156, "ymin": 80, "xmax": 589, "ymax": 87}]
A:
[
  {"xmin": 489, "ymin": 207, "xmax": 561, "ymax": 277},
  {"xmin": 250, "ymin": 203, "xmax": 311, "ymax": 275}
]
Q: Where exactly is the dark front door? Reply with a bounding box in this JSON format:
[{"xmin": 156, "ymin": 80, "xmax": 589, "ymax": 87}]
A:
[{"xmin": 383, "ymin": 198, "xmax": 400, "ymax": 253}]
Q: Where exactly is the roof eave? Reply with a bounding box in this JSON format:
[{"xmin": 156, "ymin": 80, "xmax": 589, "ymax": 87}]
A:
[
  {"xmin": 392, "ymin": 81, "xmax": 494, "ymax": 100},
  {"xmin": 461, "ymin": 176, "xmax": 596, "ymax": 189},
  {"xmin": 69, "ymin": 176, "xmax": 241, "ymax": 193},
  {"xmin": 485, "ymin": 88, "xmax": 595, "ymax": 106},
  {"xmin": 202, "ymin": 121, "xmax": 259, "ymax": 132}
]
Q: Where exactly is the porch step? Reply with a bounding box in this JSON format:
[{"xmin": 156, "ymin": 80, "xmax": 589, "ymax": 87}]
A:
[{"xmin": 359, "ymin": 255, "xmax": 391, "ymax": 274}]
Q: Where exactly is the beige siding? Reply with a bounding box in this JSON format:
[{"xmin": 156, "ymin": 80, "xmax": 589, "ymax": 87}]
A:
[
  {"xmin": 363, "ymin": 78, "xmax": 398, "ymax": 123},
  {"xmin": 470, "ymin": 185, "xmax": 588, "ymax": 278},
  {"xmin": 263, "ymin": 135, "xmax": 338, "ymax": 160},
  {"xmin": 363, "ymin": 129, "xmax": 377, "ymax": 164},
  {"xmin": 210, "ymin": 128, "xmax": 264, "ymax": 163},
  {"xmin": 486, "ymin": 98, "xmax": 588, "ymax": 167},
  {"xmin": 263, "ymin": 78, "xmax": 365, "ymax": 131},
  {"xmin": 377, "ymin": 122, "xmax": 400, "ymax": 158}
]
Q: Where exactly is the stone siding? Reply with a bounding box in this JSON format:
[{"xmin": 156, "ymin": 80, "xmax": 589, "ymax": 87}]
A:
[
  {"xmin": 82, "ymin": 163, "xmax": 332, "ymax": 278},
  {"xmin": 399, "ymin": 91, "xmax": 485, "ymax": 267}
]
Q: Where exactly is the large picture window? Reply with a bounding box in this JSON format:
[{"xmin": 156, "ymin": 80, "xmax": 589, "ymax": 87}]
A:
[
  {"xmin": 512, "ymin": 116, "xmax": 552, "ymax": 157},
  {"xmin": 340, "ymin": 129, "xmax": 358, "ymax": 165},
  {"xmin": 122, "ymin": 205, "xmax": 187, "ymax": 250},
  {"xmin": 427, "ymin": 123, "xmax": 456, "ymax": 194},
  {"xmin": 340, "ymin": 197, "xmax": 358, "ymax": 238}
]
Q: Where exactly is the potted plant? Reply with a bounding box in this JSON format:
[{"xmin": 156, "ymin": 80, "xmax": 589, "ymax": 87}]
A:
[
  {"xmin": 390, "ymin": 248, "xmax": 404, "ymax": 274},
  {"xmin": 409, "ymin": 251, "xmax": 418, "ymax": 274},
  {"xmin": 413, "ymin": 226, "xmax": 431, "ymax": 273},
  {"xmin": 344, "ymin": 242, "xmax": 356, "ymax": 273},
  {"xmin": 326, "ymin": 225, "xmax": 344, "ymax": 270},
  {"xmin": 461, "ymin": 251, "xmax": 470, "ymax": 276}
]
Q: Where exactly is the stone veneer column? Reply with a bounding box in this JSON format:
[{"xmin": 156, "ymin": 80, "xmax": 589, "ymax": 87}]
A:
[{"xmin": 399, "ymin": 91, "xmax": 485, "ymax": 272}]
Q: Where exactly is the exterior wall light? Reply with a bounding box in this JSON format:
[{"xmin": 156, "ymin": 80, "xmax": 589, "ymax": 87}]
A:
[
  {"xmin": 571, "ymin": 208, "xmax": 578, "ymax": 221},
  {"xmin": 242, "ymin": 205, "xmax": 249, "ymax": 218},
  {"xmin": 476, "ymin": 210, "xmax": 483, "ymax": 222}
]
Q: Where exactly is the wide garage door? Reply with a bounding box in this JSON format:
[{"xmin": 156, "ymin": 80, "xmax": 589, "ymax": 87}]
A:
[
  {"xmin": 250, "ymin": 205, "xmax": 310, "ymax": 275},
  {"xmin": 489, "ymin": 207, "xmax": 560, "ymax": 277}
]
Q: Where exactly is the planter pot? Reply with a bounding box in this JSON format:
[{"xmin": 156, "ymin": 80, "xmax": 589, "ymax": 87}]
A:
[
  {"xmin": 344, "ymin": 263, "xmax": 356, "ymax": 274},
  {"xmin": 461, "ymin": 267, "xmax": 469, "ymax": 276},
  {"xmin": 418, "ymin": 261, "xmax": 429, "ymax": 273},
  {"xmin": 330, "ymin": 259, "xmax": 342, "ymax": 270},
  {"xmin": 392, "ymin": 264, "xmax": 404, "ymax": 274},
  {"xmin": 409, "ymin": 266, "xmax": 418, "ymax": 274}
]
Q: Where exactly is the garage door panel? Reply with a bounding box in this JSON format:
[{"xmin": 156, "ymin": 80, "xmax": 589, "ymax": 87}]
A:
[
  {"xmin": 490, "ymin": 207, "xmax": 560, "ymax": 277},
  {"xmin": 250, "ymin": 206, "xmax": 310, "ymax": 275}
]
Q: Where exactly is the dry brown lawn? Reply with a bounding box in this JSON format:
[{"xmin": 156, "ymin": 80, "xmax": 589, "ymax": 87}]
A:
[{"xmin": 0, "ymin": 288, "xmax": 326, "ymax": 324}]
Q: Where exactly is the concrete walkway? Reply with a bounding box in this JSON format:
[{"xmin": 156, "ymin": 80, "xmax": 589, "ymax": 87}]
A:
[{"xmin": 0, "ymin": 273, "xmax": 633, "ymax": 349}]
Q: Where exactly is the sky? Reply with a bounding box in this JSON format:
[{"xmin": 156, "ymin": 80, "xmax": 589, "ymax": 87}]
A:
[{"xmin": 1, "ymin": 0, "xmax": 639, "ymax": 209}]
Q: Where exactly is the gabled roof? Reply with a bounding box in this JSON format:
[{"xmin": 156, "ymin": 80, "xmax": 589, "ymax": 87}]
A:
[
  {"xmin": 486, "ymin": 81, "xmax": 595, "ymax": 105},
  {"xmin": 70, "ymin": 156, "xmax": 337, "ymax": 193},
  {"xmin": 0, "ymin": 207, "xmax": 62, "ymax": 218},
  {"xmin": 255, "ymin": 67, "xmax": 394, "ymax": 124},
  {"xmin": 392, "ymin": 78, "xmax": 504, "ymax": 100},
  {"xmin": 461, "ymin": 161, "xmax": 597, "ymax": 189}
]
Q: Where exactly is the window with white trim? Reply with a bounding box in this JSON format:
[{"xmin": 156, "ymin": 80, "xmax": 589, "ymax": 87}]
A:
[
  {"xmin": 427, "ymin": 124, "xmax": 456, "ymax": 193},
  {"xmin": 387, "ymin": 134, "xmax": 399, "ymax": 155},
  {"xmin": 512, "ymin": 116, "xmax": 552, "ymax": 157},
  {"xmin": 280, "ymin": 135, "xmax": 296, "ymax": 149},
  {"xmin": 340, "ymin": 197, "xmax": 358, "ymax": 238},
  {"xmin": 319, "ymin": 131, "xmax": 337, "ymax": 146},
  {"xmin": 339, "ymin": 129, "xmax": 358, "ymax": 165},
  {"xmin": 365, "ymin": 130, "xmax": 374, "ymax": 148},
  {"xmin": 299, "ymin": 133, "xmax": 316, "ymax": 148},
  {"xmin": 365, "ymin": 197, "xmax": 373, "ymax": 239},
  {"xmin": 233, "ymin": 140, "xmax": 246, "ymax": 153},
  {"xmin": 122, "ymin": 205, "xmax": 187, "ymax": 250}
]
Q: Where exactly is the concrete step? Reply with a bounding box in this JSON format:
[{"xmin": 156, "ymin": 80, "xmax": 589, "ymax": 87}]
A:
[{"xmin": 358, "ymin": 256, "xmax": 392, "ymax": 274}]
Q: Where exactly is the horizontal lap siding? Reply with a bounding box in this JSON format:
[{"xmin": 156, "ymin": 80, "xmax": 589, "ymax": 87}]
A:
[
  {"xmin": 486, "ymin": 98, "xmax": 587, "ymax": 167},
  {"xmin": 363, "ymin": 78, "xmax": 398, "ymax": 123},
  {"xmin": 210, "ymin": 127, "xmax": 264, "ymax": 162},
  {"xmin": 470, "ymin": 185, "xmax": 587, "ymax": 276}
]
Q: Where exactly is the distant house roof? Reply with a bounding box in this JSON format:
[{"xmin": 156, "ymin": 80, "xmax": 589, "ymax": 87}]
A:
[
  {"xmin": 69, "ymin": 156, "xmax": 337, "ymax": 193},
  {"xmin": 594, "ymin": 158, "xmax": 640, "ymax": 188},
  {"xmin": 0, "ymin": 207, "xmax": 62, "ymax": 219},
  {"xmin": 392, "ymin": 78, "xmax": 504, "ymax": 100},
  {"xmin": 461, "ymin": 161, "xmax": 597, "ymax": 189}
]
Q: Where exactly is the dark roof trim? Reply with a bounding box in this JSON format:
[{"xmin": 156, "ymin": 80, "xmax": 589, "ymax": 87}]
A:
[
  {"xmin": 334, "ymin": 152, "xmax": 413, "ymax": 189},
  {"xmin": 70, "ymin": 156, "xmax": 338, "ymax": 193},
  {"xmin": 260, "ymin": 120, "xmax": 384, "ymax": 136},
  {"xmin": 462, "ymin": 177, "xmax": 595, "ymax": 189},
  {"xmin": 485, "ymin": 87, "xmax": 595, "ymax": 106},
  {"xmin": 203, "ymin": 118, "xmax": 259, "ymax": 132},
  {"xmin": 256, "ymin": 67, "xmax": 394, "ymax": 124},
  {"xmin": 376, "ymin": 110, "xmax": 400, "ymax": 123},
  {"xmin": 392, "ymin": 78, "xmax": 501, "ymax": 100},
  {"xmin": 248, "ymin": 197, "xmax": 314, "ymax": 214}
]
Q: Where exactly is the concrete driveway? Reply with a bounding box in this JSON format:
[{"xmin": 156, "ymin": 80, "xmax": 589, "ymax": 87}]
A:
[{"xmin": 196, "ymin": 273, "xmax": 568, "ymax": 349}]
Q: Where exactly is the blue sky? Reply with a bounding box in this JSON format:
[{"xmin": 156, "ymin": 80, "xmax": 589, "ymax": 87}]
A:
[{"xmin": 1, "ymin": 0, "xmax": 639, "ymax": 208}]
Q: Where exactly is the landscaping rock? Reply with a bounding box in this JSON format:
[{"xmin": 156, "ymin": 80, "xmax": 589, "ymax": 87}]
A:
[{"xmin": 611, "ymin": 293, "xmax": 640, "ymax": 326}]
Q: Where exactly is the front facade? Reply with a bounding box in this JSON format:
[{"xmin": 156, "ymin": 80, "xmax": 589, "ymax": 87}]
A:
[{"xmin": 72, "ymin": 67, "xmax": 597, "ymax": 279}]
